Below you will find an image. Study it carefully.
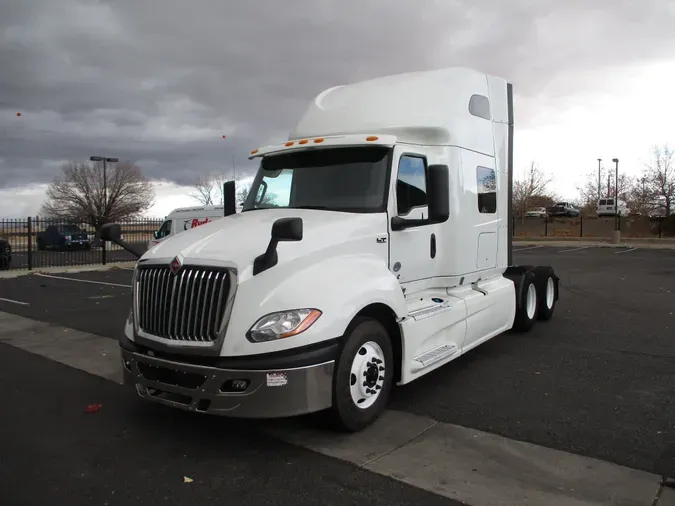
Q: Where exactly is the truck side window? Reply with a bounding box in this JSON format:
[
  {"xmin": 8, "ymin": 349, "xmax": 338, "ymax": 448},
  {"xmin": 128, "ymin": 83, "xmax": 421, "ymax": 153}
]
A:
[
  {"xmin": 477, "ymin": 166, "xmax": 497, "ymax": 213},
  {"xmin": 156, "ymin": 220, "xmax": 172, "ymax": 238},
  {"xmin": 396, "ymin": 155, "xmax": 427, "ymax": 215}
]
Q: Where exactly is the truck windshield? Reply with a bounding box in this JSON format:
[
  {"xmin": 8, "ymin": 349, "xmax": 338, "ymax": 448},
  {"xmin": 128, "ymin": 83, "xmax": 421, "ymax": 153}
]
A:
[{"xmin": 242, "ymin": 146, "xmax": 391, "ymax": 213}]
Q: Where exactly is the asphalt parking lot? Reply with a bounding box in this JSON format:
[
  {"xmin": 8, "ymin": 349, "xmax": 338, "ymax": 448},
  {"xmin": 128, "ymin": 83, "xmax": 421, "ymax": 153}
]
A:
[
  {"xmin": 1, "ymin": 245, "xmax": 674, "ymax": 492},
  {"xmin": 1, "ymin": 343, "xmax": 461, "ymax": 506}
]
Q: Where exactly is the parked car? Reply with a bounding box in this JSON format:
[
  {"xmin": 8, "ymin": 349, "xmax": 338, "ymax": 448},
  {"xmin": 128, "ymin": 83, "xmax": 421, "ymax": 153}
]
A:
[
  {"xmin": 525, "ymin": 207, "xmax": 547, "ymax": 218},
  {"xmin": 0, "ymin": 237, "xmax": 11, "ymax": 270},
  {"xmin": 547, "ymin": 202, "xmax": 580, "ymax": 217},
  {"xmin": 36, "ymin": 224, "xmax": 91, "ymax": 251},
  {"xmin": 596, "ymin": 198, "xmax": 629, "ymax": 217}
]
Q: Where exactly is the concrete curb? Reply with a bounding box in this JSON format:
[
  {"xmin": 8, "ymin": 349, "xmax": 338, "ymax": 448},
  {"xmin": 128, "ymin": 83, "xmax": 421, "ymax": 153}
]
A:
[{"xmin": 0, "ymin": 261, "xmax": 136, "ymax": 279}]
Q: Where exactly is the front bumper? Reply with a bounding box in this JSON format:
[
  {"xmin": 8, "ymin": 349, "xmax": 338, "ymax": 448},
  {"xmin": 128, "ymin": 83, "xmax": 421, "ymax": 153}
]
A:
[{"xmin": 119, "ymin": 341, "xmax": 337, "ymax": 419}]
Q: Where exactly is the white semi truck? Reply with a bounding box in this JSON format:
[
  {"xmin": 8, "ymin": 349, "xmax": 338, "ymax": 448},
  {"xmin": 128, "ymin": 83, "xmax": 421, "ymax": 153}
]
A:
[{"xmin": 102, "ymin": 67, "xmax": 559, "ymax": 432}]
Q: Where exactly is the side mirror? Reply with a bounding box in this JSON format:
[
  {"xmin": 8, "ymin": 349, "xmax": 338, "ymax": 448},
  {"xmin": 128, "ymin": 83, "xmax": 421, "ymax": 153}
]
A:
[
  {"xmin": 253, "ymin": 217, "xmax": 304, "ymax": 275},
  {"xmin": 223, "ymin": 181, "xmax": 236, "ymax": 216},
  {"xmin": 100, "ymin": 223, "xmax": 122, "ymax": 242},
  {"xmin": 271, "ymin": 217, "xmax": 303, "ymax": 242},
  {"xmin": 100, "ymin": 222, "xmax": 142, "ymax": 259},
  {"xmin": 427, "ymin": 164, "xmax": 450, "ymax": 223}
]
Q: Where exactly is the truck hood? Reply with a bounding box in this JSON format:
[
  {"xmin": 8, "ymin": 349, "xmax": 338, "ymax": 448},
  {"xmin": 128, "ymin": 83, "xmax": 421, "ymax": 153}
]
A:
[{"xmin": 140, "ymin": 208, "xmax": 387, "ymax": 276}]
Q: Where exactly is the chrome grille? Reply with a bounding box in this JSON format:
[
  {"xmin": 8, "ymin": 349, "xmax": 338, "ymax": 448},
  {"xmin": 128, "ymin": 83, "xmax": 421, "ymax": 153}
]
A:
[{"xmin": 135, "ymin": 265, "xmax": 231, "ymax": 342}]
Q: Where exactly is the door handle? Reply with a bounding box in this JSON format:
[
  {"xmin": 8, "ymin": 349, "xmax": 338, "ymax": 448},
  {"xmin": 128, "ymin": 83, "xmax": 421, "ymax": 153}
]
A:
[{"xmin": 430, "ymin": 233, "xmax": 436, "ymax": 259}]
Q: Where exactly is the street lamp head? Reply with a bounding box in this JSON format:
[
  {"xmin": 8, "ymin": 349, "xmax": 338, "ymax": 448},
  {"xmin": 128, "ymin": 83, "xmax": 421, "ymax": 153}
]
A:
[
  {"xmin": 90, "ymin": 156, "xmax": 103, "ymax": 162},
  {"xmin": 106, "ymin": 157, "xmax": 119, "ymax": 163},
  {"xmin": 612, "ymin": 158, "xmax": 619, "ymax": 163}
]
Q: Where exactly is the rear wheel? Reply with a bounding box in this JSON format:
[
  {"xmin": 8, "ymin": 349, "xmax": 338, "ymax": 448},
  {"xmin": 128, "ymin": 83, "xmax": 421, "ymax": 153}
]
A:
[
  {"xmin": 513, "ymin": 270, "xmax": 538, "ymax": 332},
  {"xmin": 328, "ymin": 317, "xmax": 394, "ymax": 432},
  {"xmin": 533, "ymin": 266, "xmax": 557, "ymax": 320}
]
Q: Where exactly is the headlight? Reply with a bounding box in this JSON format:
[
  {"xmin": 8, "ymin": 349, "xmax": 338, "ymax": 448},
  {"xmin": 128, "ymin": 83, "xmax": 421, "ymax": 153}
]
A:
[{"xmin": 246, "ymin": 309, "xmax": 322, "ymax": 343}]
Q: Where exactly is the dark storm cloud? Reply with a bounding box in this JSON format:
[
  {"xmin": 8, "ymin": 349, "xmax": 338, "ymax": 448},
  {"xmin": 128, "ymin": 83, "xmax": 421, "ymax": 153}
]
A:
[{"xmin": 1, "ymin": 0, "xmax": 674, "ymax": 189}]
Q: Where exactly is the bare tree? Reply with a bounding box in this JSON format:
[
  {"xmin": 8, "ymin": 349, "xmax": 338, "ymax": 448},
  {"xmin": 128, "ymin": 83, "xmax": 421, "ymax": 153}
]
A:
[
  {"xmin": 644, "ymin": 144, "xmax": 675, "ymax": 216},
  {"xmin": 237, "ymin": 185, "xmax": 250, "ymax": 205},
  {"xmin": 625, "ymin": 176, "xmax": 652, "ymax": 216},
  {"xmin": 41, "ymin": 161, "xmax": 154, "ymax": 229},
  {"xmin": 237, "ymin": 185, "xmax": 279, "ymax": 206},
  {"xmin": 576, "ymin": 168, "xmax": 631, "ymax": 211},
  {"xmin": 512, "ymin": 162, "xmax": 554, "ymax": 219},
  {"xmin": 189, "ymin": 173, "xmax": 227, "ymax": 205}
]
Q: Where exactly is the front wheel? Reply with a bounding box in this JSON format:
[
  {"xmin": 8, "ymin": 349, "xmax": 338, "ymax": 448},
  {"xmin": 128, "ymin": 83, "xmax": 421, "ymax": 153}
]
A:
[{"xmin": 328, "ymin": 317, "xmax": 394, "ymax": 432}]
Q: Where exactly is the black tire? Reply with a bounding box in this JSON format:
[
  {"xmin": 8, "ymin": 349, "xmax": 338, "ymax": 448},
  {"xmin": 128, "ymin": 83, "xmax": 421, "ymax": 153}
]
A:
[
  {"xmin": 533, "ymin": 266, "xmax": 557, "ymax": 321},
  {"xmin": 513, "ymin": 270, "xmax": 538, "ymax": 332},
  {"xmin": 328, "ymin": 317, "xmax": 394, "ymax": 432}
]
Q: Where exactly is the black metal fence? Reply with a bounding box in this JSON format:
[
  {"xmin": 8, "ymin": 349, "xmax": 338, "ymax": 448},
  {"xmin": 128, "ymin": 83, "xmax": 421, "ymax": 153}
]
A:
[
  {"xmin": 0, "ymin": 217, "xmax": 163, "ymax": 271},
  {"xmin": 512, "ymin": 214, "xmax": 672, "ymax": 239}
]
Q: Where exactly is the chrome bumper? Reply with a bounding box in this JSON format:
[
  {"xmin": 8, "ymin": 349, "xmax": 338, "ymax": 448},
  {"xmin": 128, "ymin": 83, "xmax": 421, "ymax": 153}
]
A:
[{"xmin": 120, "ymin": 348, "xmax": 334, "ymax": 418}]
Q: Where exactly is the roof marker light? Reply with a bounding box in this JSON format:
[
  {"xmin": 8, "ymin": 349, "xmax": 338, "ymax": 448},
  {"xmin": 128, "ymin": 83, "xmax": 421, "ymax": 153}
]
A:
[
  {"xmin": 314, "ymin": 138, "xmax": 324, "ymax": 143},
  {"xmin": 285, "ymin": 141, "xmax": 294, "ymax": 146},
  {"xmin": 250, "ymin": 149, "xmax": 259, "ymax": 154},
  {"xmin": 366, "ymin": 136, "xmax": 378, "ymax": 141},
  {"xmin": 298, "ymin": 139, "xmax": 309, "ymax": 144}
]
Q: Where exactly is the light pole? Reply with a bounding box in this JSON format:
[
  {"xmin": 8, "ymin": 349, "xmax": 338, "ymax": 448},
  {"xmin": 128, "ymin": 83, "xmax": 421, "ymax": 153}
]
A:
[
  {"xmin": 612, "ymin": 158, "xmax": 620, "ymax": 241},
  {"xmin": 597, "ymin": 158, "xmax": 602, "ymax": 200},
  {"xmin": 90, "ymin": 156, "xmax": 119, "ymax": 264},
  {"xmin": 90, "ymin": 156, "xmax": 119, "ymax": 216}
]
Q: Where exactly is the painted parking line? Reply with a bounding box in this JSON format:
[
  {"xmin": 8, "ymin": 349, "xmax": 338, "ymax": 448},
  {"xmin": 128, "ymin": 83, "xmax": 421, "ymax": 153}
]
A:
[
  {"xmin": 0, "ymin": 297, "xmax": 30, "ymax": 306},
  {"xmin": 556, "ymin": 245, "xmax": 593, "ymax": 253},
  {"xmin": 35, "ymin": 272, "xmax": 131, "ymax": 288},
  {"xmin": 614, "ymin": 247, "xmax": 638, "ymax": 254},
  {"xmin": 513, "ymin": 245, "xmax": 544, "ymax": 252}
]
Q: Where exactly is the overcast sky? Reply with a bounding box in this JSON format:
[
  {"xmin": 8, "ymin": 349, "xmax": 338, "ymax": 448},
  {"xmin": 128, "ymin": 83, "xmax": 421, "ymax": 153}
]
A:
[{"xmin": 2, "ymin": 0, "xmax": 675, "ymax": 217}]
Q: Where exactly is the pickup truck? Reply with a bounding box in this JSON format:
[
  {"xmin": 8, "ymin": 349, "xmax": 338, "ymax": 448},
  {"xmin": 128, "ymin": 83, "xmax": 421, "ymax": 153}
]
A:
[
  {"xmin": 547, "ymin": 202, "xmax": 580, "ymax": 217},
  {"xmin": 36, "ymin": 224, "xmax": 91, "ymax": 251}
]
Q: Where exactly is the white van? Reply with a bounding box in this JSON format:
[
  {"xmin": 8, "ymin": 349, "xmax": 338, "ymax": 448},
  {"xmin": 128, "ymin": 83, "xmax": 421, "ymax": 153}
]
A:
[
  {"xmin": 596, "ymin": 198, "xmax": 629, "ymax": 217},
  {"xmin": 147, "ymin": 205, "xmax": 226, "ymax": 250}
]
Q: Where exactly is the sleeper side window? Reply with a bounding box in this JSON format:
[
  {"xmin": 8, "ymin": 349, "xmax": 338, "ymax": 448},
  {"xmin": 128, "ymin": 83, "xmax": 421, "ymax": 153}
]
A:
[
  {"xmin": 396, "ymin": 155, "xmax": 428, "ymax": 215},
  {"xmin": 477, "ymin": 166, "xmax": 497, "ymax": 214}
]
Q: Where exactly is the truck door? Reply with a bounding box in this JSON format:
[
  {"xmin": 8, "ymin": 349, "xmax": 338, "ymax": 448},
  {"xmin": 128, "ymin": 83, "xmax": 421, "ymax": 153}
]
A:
[{"xmin": 387, "ymin": 146, "xmax": 439, "ymax": 285}]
